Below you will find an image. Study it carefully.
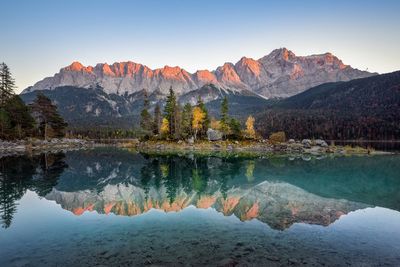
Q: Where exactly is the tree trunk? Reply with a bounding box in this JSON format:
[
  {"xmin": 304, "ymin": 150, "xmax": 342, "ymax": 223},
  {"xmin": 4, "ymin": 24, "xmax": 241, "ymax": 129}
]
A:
[{"xmin": 44, "ymin": 123, "xmax": 48, "ymax": 140}]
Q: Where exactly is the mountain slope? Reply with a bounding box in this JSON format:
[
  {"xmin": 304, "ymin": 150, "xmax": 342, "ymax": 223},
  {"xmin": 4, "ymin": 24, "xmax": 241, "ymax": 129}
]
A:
[
  {"xmin": 22, "ymin": 48, "xmax": 373, "ymax": 98},
  {"xmin": 20, "ymin": 84, "xmax": 268, "ymax": 128},
  {"xmin": 256, "ymin": 71, "xmax": 400, "ymax": 140}
]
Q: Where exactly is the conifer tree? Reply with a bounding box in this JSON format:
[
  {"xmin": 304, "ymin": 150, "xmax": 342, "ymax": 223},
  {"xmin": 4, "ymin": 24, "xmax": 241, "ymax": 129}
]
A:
[
  {"xmin": 0, "ymin": 63, "xmax": 15, "ymax": 106},
  {"xmin": 220, "ymin": 96, "xmax": 230, "ymax": 138},
  {"xmin": 4, "ymin": 95, "xmax": 35, "ymax": 139},
  {"xmin": 30, "ymin": 94, "xmax": 67, "ymax": 140},
  {"xmin": 181, "ymin": 103, "xmax": 193, "ymax": 139},
  {"xmin": 196, "ymin": 97, "xmax": 209, "ymax": 138},
  {"xmin": 229, "ymin": 118, "xmax": 242, "ymax": 139},
  {"xmin": 140, "ymin": 90, "xmax": 153, "ymax": 133},
  {"xmin": 174, "ymin": 104, "xmax": 182, "ymax": 139},
  {"xmin": 0, "ymin": 108, "xmax": 10, "ymax": 138},
  {"xmin": 164, "ymin": 87, "xmax": 177, "ymax": 138},
  {"xmin": 153, "ymin": 103, "xmax": 162, "ymax": 135}
]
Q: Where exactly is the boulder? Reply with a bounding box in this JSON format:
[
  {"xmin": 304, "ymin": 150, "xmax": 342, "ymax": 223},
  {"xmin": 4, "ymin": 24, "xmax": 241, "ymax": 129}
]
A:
[
  {"xmin": 207, "ymin": 128, "xmax": 223, "ymax": 141},
  {"xmin": 302, "ymin": 139, "xmax": 312, "ymax": 148},
  {"xmin": 315, "ymin": 139, "xmax": 328, "ymax": 147},
  {"xmin": 288, "ymin": 139, "xmax": 295, "ymax": 144},
  {"xmin": 187, "ymin": 137, "xmax": 194, "ymax": 145}
]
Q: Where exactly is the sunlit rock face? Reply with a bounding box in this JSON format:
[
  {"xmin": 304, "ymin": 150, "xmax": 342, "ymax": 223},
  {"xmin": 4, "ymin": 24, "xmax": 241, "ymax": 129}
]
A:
[
  {"xmin": 45, "ymin": 181, "xmax": 369, "ymax": 230},
  {"xmin": 22, "ymin": 48, "xmax": 373, "ymax": 98}
]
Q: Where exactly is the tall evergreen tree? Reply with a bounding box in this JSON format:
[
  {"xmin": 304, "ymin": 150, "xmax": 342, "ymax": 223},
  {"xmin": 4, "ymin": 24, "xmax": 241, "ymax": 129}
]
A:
[
  {"xmin": 196, "ymin": 97, "xmax": 209, "ymax": 138},
  {"xmin": 0, "ymin": 108, "xmax": 10, "ymax": 139},
  {"xmin": 164, "ymin": 87, "xmax": 177, "ymax": 139},
  {"xmin": 0, "ymin": 63, "xmax": 15, "ymax": 106},
  {"xmin": 181, "ymin": 103, "xmax": 193, "ymax": 139},
  {"xmin": 173, "ymin": 104, "xmax": 182, "ymax": 139},
  {"xmin": 229, "ymin": 118, "xmax": 242, "ymax": 139},
  {"xmin": 220, "ymin": 96, "xmax": 230, "ymax": 138},
  {"xmin": 4, "ymin": 95, "xmax": 35, "ymax": 139},
  {"xmin": 140, "ymin": 90, "xmax": 153, "ymax": 133},
  {"xmin": 153, "ymin": 103, "xmax": 162, "ymax": 135},
  {"xmin": 30, "ymin": 94, "xmax": 67, "ymax": 139}
]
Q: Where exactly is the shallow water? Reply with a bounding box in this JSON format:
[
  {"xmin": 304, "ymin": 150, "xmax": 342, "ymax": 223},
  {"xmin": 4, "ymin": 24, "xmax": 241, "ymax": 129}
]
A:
[{"xmin": 1, "ymin": 148, "xmax": 400, "ymax": 266}]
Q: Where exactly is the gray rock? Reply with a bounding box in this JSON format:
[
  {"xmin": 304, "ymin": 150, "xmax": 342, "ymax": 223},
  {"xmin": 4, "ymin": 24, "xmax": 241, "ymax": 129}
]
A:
[
  {"xmin": 288, "ymin": 139, "xmax": 295, "ymax": 144},
  {"xmin": 302, "ymin": 139, "xmax": 312, "ymax": 148},
  {"xmin": 315, "ymin": 139, "xmax": 328, "ymax": 147},
  {"xmin": 187, "ymin": 137, "xmax": 194, "ymax": 144},
  {"xmin": 207, "ymin": 128, "xmax": 223, "ymax": 141}
]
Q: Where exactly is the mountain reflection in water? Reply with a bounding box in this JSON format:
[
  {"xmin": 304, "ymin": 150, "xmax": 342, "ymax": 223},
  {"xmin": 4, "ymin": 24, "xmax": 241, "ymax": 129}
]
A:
[{"xmin": 1, "ymin": 148, "xmax": 399, "ymax": 230}]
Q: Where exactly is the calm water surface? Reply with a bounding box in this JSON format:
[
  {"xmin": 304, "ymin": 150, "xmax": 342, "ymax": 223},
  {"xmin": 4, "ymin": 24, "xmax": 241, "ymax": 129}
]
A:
[{"xmin": 0, "ymin": 148, "xmax": 400, "ymax": 266}]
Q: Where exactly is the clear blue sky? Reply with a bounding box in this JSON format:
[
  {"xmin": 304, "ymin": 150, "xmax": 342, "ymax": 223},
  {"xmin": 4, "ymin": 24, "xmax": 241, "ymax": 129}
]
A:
[{"xmin": 2, "ymin": 0, "xmax": 400, "ymax": 93}]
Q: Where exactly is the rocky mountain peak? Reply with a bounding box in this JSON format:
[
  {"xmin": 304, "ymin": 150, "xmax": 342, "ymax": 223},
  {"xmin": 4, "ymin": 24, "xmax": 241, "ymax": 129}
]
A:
[
  {"xmin": 266, "ymin": 47, "xmax": 296, "ymax": 61},
  {"xmin": 23, "ymin": 48, "xmax": 373, "ymax": 98}
]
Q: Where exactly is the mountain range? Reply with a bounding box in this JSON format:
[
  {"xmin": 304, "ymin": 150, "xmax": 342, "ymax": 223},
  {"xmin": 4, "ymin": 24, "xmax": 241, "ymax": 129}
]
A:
[
  {"xmin": 23, "ymin": 48, "xmax": 372, "ymax": 98},
  {"xmin": 20, "ymin": 48, "xmax": 375, "ymax": 129}
]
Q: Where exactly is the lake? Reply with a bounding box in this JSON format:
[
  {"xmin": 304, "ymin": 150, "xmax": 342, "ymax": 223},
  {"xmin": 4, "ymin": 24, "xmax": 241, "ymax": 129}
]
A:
[{"xmin": 1, "ymin": 148, "xmax": 400, "ymax": 266}]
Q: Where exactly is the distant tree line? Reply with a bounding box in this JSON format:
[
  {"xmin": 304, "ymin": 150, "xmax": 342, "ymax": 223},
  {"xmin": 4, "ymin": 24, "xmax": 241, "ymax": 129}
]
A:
[
  {"xmin": 139, "ymin": 87, "xmax": 257, "ymax": 141},
  {"xmin": 0, "ymin": 63, "xmax": 67, "ymax": 140},
  {"xmin": 256, "ymin": 109, "xmax": 400, "ymax": 140}
]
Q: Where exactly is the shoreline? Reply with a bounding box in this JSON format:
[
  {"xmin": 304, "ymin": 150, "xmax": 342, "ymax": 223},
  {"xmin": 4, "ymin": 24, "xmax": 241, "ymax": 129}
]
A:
[
  {"xmin": 132, "ymin": 140, "xmax": 393, "ymax": 156},
  {"xmin": 0, "ymin": 138, "xmax": 396, "ymax": 158}
]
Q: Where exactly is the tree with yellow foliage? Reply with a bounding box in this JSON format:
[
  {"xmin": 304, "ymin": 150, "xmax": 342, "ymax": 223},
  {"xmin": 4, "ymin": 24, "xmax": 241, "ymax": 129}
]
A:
[
  {"xmin": 160, "ymin": 118, "xmax": 169, "ymax": 137},
  {"xmin": 192, "ymin": 106, "xmax": 206, "ymax": 140},
  {"xmin": 210, "ymin": 118, "xmax": 221, "ymax": 130},
  {"xmin": 245, "ymin": 115, "xmax": 256, "ymax": 139}
]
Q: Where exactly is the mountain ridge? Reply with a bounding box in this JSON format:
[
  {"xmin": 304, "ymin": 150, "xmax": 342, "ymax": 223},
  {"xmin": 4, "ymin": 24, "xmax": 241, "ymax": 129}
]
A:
[{"xmin": 22, "ymin": 48, "xmax": 373, "ymax": 98}]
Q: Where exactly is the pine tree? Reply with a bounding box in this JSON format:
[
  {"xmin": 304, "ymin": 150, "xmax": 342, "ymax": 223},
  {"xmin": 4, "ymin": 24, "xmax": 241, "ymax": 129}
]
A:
[
  {"xmin": 30, "ymin": 94, "xmax": 67, "ymax": 140},
  {"xmin": 0, "ymin": 63, "xmax": 15, "ymax": 107},
  {"xmin": 220, "ymin": 96, "xmax": 230, "ymax": 138},
  {"xmin": 229, "ymin": 118, "xmax": 242, "ymax": 139},
  {"xmin": 4, "ymin": 95, "xmax": 35, "ymax": 139},
  {"xmin": 196, "ymin": 97, "xmax": 209, "ymax": 138},
  {"xmin": 153, "ymin": 103, "xmax": 162, "ymax": 135},
  {"xmin": 181, "ymin": 103, "xmax": 193, "ymax": 139},
  {"xmin": 0, "ymin": 108, "xmax": 10, "ymax": 139},
  {"xmin": 140, "ymin": 90, "xmax": 153, "ymax": 134},
  {"xmin": 164, "ymin": 87, "xmax": 177, "ymax": 138},
  {"xmin": 174, "ymin": 104, "xmax": 182, "ymax": 139}
]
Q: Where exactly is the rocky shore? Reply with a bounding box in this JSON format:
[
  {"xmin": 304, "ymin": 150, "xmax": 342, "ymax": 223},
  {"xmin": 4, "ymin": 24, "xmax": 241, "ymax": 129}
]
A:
[
  {"xmin": 1, "ymin": 138, "xmax": 392, "ymax": 157},
  {"xmin": 133, "ymin": 138, "xmax": 391, "ymax": 156},
  {"xmin": 0, "ymin": 138, "xmax": 96, "ymax": 157}
]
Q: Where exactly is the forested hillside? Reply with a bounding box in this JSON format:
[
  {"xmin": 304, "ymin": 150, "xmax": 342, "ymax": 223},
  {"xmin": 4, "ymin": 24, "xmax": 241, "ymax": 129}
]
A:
[{"xmin": 256, "ymin": 71, "xmax": 400, "ymax": 140}]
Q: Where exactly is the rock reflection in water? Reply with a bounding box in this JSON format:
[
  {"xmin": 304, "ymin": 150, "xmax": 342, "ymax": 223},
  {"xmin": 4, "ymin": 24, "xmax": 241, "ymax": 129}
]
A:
[{"xmin": 2, "ymin": 148, "xmax": 398, "ymax": 230}]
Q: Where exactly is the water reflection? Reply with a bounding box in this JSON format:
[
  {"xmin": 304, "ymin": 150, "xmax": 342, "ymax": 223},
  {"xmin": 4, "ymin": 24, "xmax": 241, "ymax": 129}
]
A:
[
  {"xmin": 0, "ymin": 153, "xmax": 67, "ymax": 228},
  {"xmin": 1, "ymin": 148, "xmax": 399, "ymax": 230}
]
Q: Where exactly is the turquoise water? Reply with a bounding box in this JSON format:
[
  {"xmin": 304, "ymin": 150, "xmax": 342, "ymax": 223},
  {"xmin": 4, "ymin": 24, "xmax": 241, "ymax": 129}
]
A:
[{"xmin": 1, "ymin": 148, "xmax": 400, "ymax": 266}]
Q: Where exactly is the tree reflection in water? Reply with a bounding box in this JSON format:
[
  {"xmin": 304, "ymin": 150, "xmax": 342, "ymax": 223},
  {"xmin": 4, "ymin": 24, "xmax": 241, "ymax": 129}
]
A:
[
  {"xmin": 0, "ymin": 153, "xmax": 67, "ymax": 228},
  {"xmin": 1, "ymin": 148, "xmax": 400, "ymax": 230}
]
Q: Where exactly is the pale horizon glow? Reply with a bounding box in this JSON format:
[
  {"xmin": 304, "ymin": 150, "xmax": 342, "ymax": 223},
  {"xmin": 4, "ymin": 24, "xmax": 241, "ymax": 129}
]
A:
[{"xmin": 1, "ymin": 0, "xmax": 399, "ymax": 93}]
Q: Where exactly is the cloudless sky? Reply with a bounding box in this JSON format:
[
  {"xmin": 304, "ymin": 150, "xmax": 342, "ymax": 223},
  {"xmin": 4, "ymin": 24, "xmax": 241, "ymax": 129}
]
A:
[{"xmin": 1, "ymin": 0, "xmax": 400, "ymax": 93}]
